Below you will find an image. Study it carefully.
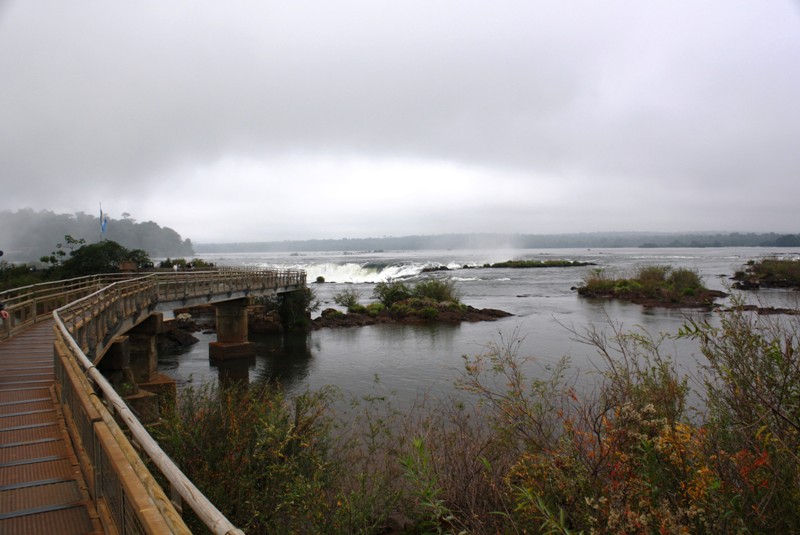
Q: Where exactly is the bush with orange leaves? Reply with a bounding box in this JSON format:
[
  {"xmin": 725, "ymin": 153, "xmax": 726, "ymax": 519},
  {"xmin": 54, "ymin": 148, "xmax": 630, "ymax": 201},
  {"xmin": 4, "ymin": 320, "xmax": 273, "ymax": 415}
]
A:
[{"xmin": 457, "ymin": 304, "xmax": 800, "ymax": 534}]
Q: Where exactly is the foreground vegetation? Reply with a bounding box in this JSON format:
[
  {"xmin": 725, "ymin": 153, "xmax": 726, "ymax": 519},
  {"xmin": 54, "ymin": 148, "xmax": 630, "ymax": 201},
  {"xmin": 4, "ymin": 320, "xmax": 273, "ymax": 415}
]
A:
[
  {"xmin": 733, "ymin": 257, "xmax": 800, "ymax": 290},
  {"xmin": 153, "ymin": 304, "xmax": 800, "ymax": 533},
  {"xmin": 577, "ymin": 265, "xmax": 727, "ymax": 308}
]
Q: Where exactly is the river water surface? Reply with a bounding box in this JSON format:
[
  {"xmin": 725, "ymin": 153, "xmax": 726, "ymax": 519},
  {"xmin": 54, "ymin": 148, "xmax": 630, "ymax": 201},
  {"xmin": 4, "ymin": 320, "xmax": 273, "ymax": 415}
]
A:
[{"xmin": 157, "ymin": 247, "xmax": 800, "ymax": 404}]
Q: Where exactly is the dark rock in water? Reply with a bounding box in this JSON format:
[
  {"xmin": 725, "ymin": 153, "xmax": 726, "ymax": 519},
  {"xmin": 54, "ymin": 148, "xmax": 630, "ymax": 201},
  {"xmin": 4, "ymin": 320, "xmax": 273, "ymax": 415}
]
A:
[
  {"xmin": 248, "ymin": 306, "xmax": 283, "ymax": 334},
  {"xmin": 174, "ymin": 305, "xmax": 216, "ymax": 331},
  {"xmin": 732, "ymin": 279, "xmax": 760, "ymax": 290},
  {"xmin": 420, "ymin": 265, "xmax": 450, "ymax": 273},
  {"xmin": 158, "ymin": 328, "xmax": 199, "ymax": 353},
  {"xmin": 175, "ymin": 303, "xmax": 284, "ymax": 334},
  {"xmin": 723, "ymin": 304, "xmax": 800, "ymax": 316}
]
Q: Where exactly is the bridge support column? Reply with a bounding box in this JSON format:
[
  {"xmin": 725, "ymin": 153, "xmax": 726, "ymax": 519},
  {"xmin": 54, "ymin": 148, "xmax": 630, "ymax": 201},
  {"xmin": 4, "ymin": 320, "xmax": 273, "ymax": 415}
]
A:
[
  {"xmin": 126, "ymin": 312, "xmax": 176, "ymax": 421},
  {"xmin": 128, "ymin": 314, "xmax": 162, "ymax": 383},
  {"xmin": 210, "ymin": 299, "xmax": 255, "ymax": 361},
  {"xmin": 99, "ymin": 336, "xmax": 134, "ymax": 388}
]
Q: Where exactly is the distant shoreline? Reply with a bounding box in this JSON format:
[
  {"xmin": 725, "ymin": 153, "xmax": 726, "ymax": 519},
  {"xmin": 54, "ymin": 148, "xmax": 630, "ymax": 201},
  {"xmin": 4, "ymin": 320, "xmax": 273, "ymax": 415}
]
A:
[{"xmin": 194, "ymin": 231, "xmax": 800, "ymax": 254}]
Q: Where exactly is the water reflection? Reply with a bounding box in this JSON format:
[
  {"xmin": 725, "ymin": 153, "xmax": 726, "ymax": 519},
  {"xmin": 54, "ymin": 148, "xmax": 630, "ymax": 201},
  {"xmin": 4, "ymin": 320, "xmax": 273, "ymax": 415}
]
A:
[
  {"xmin": 252, "ymin": 332, "xmax": 313, "ymax": 390},
  {"xmin": 212, "ymin": 356, "xmax": 254, "ymax": 386}
]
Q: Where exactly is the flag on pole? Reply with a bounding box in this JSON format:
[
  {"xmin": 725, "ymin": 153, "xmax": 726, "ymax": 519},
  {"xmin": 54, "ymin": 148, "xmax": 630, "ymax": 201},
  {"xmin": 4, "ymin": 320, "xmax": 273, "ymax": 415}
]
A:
[{"xmin": 100, "ymin": 205, "xmax": 108, "ymax": 236}]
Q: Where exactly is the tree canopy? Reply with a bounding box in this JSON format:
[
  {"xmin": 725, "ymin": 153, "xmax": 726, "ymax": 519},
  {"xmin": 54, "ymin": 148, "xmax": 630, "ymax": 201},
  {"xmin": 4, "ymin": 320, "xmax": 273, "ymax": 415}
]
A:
[
  {"xmin": 0, "ymin": 209, "xmax": 193, "ymax": 262},
  {"xmin": 59, "ymin": 240, "xmax": 152, "ymax": 277}
]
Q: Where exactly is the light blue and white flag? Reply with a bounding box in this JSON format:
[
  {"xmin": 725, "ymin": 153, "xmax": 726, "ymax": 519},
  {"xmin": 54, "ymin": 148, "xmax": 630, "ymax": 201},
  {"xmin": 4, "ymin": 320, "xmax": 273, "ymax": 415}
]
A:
[{"xmin": 100, "ymin": 206, "xmax": 109, "ymax": 235}]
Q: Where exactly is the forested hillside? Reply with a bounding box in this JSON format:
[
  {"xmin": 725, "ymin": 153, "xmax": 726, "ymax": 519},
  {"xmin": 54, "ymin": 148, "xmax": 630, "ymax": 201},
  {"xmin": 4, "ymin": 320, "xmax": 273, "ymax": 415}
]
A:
[{"xmin": 0, "ymin": 209, "xmax": 194, "ymax": 262}]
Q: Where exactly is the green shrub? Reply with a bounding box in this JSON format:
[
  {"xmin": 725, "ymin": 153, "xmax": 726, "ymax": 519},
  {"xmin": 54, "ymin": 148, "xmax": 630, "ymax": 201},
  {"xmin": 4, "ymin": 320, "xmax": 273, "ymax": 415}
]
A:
[
  {"xmin": 389, "ymin": 302, "xmax": 412, "ymax": 317},
  {"xmin": 373, "ymin": 281, "xmax": 412, "ymax": 307},
  {"xmin": 333, "ymin": 288, "xmax": 361, "ymax": 310},
  {"xmin": 349, "ymin": 303, "xmax": 367, "ymax": 314},
  {"xmin": 419, "ymin": 306, "xmax": 439, "ymax": 321},
  {"xmin": 636, "ymin": 265, "xmax": 669, "ymax": 284},
  {"xmin": 578, "ymin": 268, "xmax": 617, "ymax": 295},
  {"xmin": 152, "ymin": 383, "xmax": 339, "ymax": 533},
  {"xmin": 412, "ymin": 278, "xmax": 461, "ymax": 304},
  {"xmin": 636, "ymin": 265, "xmax": 669, "ymax": 295},
  {"xmin": 0, "ymin": 263, "xmax": 49, "ymax": 291},
  {"xmin": 406, "ymin": 297, "xmax": 437, "ymax": 310},
  {"xmin": 667, "ymin": 268, "xmax": 702, "ymax": 292},
  {"xmin": 366, "ymin": 302, "xmax": 385, "ymax": 317}
]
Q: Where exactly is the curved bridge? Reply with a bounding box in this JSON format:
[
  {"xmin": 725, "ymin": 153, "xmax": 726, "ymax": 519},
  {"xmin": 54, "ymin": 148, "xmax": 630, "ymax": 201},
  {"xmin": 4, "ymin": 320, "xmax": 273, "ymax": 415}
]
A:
[{"xmin": 0, "ymin": 268, "xmax": 306, "ymax": 534}]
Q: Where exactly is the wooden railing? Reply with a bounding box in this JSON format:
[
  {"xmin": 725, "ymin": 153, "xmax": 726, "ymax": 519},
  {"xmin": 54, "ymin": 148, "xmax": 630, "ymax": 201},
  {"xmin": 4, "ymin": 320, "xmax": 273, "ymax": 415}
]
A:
[
  {"xmin": 4, "ymin": 268, "xmax": 306, "ymax": 534},
  {"xmin": 0, "ymin": 273, "xmax": 133, "ymax": 340}
]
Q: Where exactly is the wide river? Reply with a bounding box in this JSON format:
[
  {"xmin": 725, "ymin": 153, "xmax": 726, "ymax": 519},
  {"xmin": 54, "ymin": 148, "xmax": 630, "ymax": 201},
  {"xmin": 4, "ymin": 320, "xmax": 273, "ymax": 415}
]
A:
[{"xmin": 158, "ymin": 247, "xmax": 800, "ymax": 404}]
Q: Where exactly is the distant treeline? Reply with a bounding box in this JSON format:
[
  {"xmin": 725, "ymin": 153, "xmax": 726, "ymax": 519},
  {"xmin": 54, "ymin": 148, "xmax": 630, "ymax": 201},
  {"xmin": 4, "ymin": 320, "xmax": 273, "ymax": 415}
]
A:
[
  {"xmin": 196, "ymin": 231, "xmax": 800, "ymax": 253},
  {"xmin": 0, "ymin": 209, "xmax": 194, "ymax": 262}
]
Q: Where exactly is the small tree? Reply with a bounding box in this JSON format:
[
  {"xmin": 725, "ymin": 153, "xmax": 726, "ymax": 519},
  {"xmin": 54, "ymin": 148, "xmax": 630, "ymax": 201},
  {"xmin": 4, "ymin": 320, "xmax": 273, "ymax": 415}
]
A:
[
  {"xmin": 333, "ymin": 288, "xmax": 362, "ymax": 311},
  {"xmin": 280, "ymin": 286, "xmax": 320, "ymax": 331}
]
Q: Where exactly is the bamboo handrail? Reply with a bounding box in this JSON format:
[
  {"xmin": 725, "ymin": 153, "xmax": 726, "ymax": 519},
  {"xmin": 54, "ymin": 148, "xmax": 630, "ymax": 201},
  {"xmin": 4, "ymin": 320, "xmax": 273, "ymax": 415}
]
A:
[{"xmin": 54, "ymin": 316, "xmax": 245, "ymax": 535}]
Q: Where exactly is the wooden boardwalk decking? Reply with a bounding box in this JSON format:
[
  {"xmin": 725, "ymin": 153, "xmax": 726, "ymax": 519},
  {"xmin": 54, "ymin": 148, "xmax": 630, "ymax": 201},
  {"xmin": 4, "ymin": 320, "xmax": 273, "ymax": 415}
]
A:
[{"xmin": 0, "ymin": 320, "xmax": 103, "ymax": 534}]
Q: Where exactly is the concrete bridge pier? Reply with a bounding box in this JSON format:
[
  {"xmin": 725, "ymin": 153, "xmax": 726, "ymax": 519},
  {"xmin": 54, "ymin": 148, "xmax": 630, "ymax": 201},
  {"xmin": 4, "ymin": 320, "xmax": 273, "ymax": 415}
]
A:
[
  {"xmin": 129, "ymin": 313, "xmax": 177, "ymax": 413},
  {"xmin": 99, "ymin": 313, "xmax": 176, "ymax": 422},
  {"xmin": 209, "ymin": 298, "xmax": 256, "ymax": 361}
]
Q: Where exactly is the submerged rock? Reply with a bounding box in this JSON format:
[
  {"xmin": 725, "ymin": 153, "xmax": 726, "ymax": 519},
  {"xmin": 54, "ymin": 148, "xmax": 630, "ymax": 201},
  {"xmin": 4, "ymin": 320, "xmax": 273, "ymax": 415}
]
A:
[{"xmin": 157, "ymin": 328, "xmax": 199, "ymax": 353}]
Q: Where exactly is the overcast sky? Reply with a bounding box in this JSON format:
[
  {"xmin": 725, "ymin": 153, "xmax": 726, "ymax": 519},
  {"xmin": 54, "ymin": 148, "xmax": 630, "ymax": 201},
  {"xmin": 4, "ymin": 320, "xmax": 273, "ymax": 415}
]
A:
[{"xmin": 2, "ymin": 1, "xmax": 799, "ymax": 243}]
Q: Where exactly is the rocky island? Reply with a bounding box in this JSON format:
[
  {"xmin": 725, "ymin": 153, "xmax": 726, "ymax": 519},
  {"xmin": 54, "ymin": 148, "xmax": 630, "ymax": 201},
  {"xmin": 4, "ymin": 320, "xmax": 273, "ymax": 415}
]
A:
[
  {"xmin": 732, "ymin": 257, "xmax": 800, "ymax": 290},
  {"xmin": 314, "ymin": 278, "xmax": 512, "ymax": 329},
  {"xmin": 575, "ymin": 265, "xmax": 727, "ymax": 308}
]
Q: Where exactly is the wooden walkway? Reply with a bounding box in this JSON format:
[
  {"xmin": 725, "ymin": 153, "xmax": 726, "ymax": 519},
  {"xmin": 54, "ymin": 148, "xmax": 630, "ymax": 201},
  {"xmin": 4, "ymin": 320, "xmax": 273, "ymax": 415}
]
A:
[{"xmin": 0, "ymin": 320, "xmax": 103, "ymax": 534}]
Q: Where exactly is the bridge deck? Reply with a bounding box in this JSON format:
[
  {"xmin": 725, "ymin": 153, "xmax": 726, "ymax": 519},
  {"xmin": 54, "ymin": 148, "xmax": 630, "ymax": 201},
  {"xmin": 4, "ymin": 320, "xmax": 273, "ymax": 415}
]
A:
[{"xmin": 0, "ymin": 320, "xmax": 103, "ymax": 534}]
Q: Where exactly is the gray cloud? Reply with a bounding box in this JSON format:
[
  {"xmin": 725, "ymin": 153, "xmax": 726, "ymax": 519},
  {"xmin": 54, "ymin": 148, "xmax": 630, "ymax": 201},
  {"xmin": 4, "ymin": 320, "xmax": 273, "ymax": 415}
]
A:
[{"xmin": 2, "ymin": 1, "xmax": 799, "ymax": 242}]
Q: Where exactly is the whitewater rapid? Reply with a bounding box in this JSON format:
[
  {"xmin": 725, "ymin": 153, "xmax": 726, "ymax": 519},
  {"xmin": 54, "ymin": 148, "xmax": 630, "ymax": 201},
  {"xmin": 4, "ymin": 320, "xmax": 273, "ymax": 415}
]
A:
[{"xmin": 253, "ymin": 261, "xmax": 479, "ymax": 284}]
